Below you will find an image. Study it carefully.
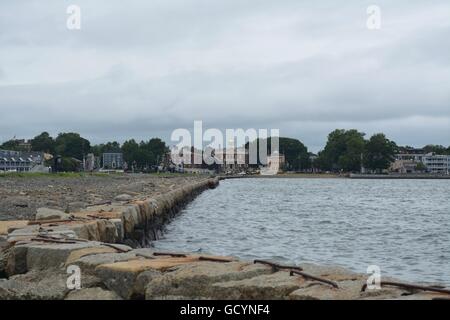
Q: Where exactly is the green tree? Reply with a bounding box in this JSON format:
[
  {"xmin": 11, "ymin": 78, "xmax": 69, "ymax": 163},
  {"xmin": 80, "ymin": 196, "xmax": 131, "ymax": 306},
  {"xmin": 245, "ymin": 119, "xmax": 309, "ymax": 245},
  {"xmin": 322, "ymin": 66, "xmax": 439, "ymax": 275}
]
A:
[
  {"xmin": 247, "ymin": 137, "xmax": 310, "ymax": 171},
  {"xmin": 1, "ymin": 139, "xmax": 21, "ymax": 151},
  {"xmin": 122, "ymin": 139, "xmax": 140, "ymax": 167},
  {"xmin": 316, "ymin": 129, "xmax": 366, "ymax": 172},
  {"xmin": 423, "ymin": 144, "xmax": 447, "ymax": 155},
  {"xmin": 363, "ymin": 133, "xmax": 397, "ymax": 172},
  {"xmin": 91, "ymin": 141, "xmax": 121, "ymax": 156},
  {"xmin": 31, "ymin": 132, "xmax": 55, "ymax": 153},
  {"xmin": 55, "ymin": 133, "xmax": 91, "ymax": 160}
]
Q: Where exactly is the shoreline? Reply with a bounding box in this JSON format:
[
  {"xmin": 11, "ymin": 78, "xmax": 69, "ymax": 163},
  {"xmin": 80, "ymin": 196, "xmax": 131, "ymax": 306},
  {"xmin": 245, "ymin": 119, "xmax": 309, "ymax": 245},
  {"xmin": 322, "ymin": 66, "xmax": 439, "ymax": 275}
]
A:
[
  {"xmin": 222, "ymin": 173, "xmax": 450, "ymax": 180},
  {"xmin": 1, "ymin": 174, "xmax": 449, "ymax": 300}
]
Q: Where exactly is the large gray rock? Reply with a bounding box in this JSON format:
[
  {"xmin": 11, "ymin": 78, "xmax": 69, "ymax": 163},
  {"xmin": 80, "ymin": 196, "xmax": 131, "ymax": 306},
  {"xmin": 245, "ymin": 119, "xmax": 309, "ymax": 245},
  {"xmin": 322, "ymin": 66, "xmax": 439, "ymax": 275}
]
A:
[
  {"xmin": 0, "ymin": 269, "xmax": 101, "ymax": 300},
  {"xmin": 114, "ymin": 194, "xmax": 133, "ymax": 202},
  {"xmin": 22, "ymin": 242, "xmax": 111, "ymax": 272},
  {"xmin": 73, "ymin": 252, "xmax": 138, "ymax": 275},
  {"xmin": 35, "ymin": 208, "xmax": 70, "ymax": 221},
  {"xmin": 66, "ymin": 202, "xmax": 88, "ymax": 213},
  {"xmin": 95, "ymin": 259, "xmax": 163, "ymax": 299},
  {"xmin": 145, "ymin": 262, "xmax": 272, "ymax": 299},
  {"xmin": 65, "ymin": 287, "xmax": 122, "ymax": 300},
  {"xmin": 209, "ymin": 271, "xmax": 305, "ymax": 300}
]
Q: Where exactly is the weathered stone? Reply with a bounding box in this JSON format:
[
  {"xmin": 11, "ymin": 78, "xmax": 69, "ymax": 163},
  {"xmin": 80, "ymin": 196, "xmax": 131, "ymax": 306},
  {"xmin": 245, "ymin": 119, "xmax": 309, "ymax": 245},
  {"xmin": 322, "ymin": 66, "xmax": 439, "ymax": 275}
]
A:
[
  {"xmin": 35, "ymin": 208, "xmax": 70, "ymax": 221},
  {"xmin": 114, "ymin": 194, "xmax": 133, "ymax": 202},
  {"xmin": 0, "ymin": 269, "xmax": 101, "ymax": 300},
  {"xmin": 96, "ymin": 257, "xmax": 199, "ymax": 299},
  {"xmin": 65, "ymin": 287, "xmax": 122, "ymax": 300},
  {"xmin": 0, "ymin": 248, "xmax": 8, "ymax": 278},
  {"xmin": 289, "ymin": 279, "xmax": 365, "ymax": 300},
  {"xmin": 209, "ymin": 271, "xmax": 305, "ymax": 300},
  {"xmin": 73, "ymin": 252, "xmax": 138, "ymax": 275},
  {"xmin": 67, "ymin": 201, "xmax": 88, "ymax": 212},
  {"xmin": 145, "ymin": 262, "xmax": 272, "ymax": 299},
  {"xmin": 6, "ymin": 245, "xmax": 28, "ymax": 276},
  {"xmin": 24, "ymin": 242, "xmax": 107, "ymax": 272},
  {"xmin": 0, "ymin": 221, "xmax": 29, "ymax": 235},
  {"xmin": 65, "ymin": 247, "xmax": 120, "ymax": 266}
]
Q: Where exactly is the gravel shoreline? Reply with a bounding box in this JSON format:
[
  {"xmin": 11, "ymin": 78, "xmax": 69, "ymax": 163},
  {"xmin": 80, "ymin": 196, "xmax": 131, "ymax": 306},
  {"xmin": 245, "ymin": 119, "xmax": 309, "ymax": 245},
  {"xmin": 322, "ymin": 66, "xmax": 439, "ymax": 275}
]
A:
[{"xmin": 0, "ymin": 174, "xmax": 205, "ymax": 221}]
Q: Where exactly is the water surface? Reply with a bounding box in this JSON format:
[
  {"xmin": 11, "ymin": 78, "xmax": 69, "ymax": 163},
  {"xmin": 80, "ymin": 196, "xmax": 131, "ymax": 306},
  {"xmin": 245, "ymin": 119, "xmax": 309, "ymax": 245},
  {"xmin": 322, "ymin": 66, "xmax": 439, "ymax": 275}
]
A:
[{"xmin": 153, "ymin": 178, "xmax": 450, "ymax": 285}]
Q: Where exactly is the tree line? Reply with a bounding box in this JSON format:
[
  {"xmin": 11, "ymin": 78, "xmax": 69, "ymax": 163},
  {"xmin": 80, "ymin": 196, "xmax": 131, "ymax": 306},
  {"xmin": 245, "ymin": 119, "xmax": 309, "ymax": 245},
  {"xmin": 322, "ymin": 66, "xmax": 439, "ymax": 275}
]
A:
[
  {"xmin": 314, "ymin": 130, "xmax": 450, "ymax": 173},
  {"xmin": 0, "ymin": 132, "xmax": 168, "ymax": 172},
  {"xmin": 1, "ymin": 130, "xmax": 449, "ymax": 173}
]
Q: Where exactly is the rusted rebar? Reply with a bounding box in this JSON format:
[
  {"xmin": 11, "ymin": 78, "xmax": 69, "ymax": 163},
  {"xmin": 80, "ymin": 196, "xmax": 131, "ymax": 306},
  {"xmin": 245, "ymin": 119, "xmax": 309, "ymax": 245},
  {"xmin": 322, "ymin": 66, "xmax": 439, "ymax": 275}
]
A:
[
  {"xmin": 289, "ymin": 270, "xmax": 339, "ymax": 289},
  {"xmin": 86, "ymin": 201, "xmax": 112, "ymax": 207},
  {"xmin": 199, "ymin": 256, "xmax": 233, "ymax": 263},
  {"xmin": 100, "ymin": 243, "xmax": 131, "ymax": 253},
  {"xmin": 153, "ymin": 252, "xmax": 187, "ymax": 258},
  {"xmin": 361, "ymin": 281, "xmax": 450, "ymax": 295},
  {"xmin": 31, "ymin": 237, "xmax": 77, "ymax": 244},
  {"xmin": 254, "ymin": 259, "xmax": 303, "ymax": 272}
]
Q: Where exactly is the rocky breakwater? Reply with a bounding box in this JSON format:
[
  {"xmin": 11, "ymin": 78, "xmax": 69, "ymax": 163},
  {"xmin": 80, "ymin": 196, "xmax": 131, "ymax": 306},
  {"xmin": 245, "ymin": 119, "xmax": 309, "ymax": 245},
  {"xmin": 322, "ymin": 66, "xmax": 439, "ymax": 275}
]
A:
[{"xmin": 1, "ymin": 176, "xmax": 450, "ymax": 300}]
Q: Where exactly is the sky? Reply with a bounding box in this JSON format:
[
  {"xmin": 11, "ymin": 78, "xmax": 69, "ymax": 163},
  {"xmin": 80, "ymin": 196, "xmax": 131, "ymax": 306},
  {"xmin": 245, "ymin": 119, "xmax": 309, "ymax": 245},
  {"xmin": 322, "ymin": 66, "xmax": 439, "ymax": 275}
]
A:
[{"xmin": 0, "ymin": 0, "xmax": 449, "ymax": 152}]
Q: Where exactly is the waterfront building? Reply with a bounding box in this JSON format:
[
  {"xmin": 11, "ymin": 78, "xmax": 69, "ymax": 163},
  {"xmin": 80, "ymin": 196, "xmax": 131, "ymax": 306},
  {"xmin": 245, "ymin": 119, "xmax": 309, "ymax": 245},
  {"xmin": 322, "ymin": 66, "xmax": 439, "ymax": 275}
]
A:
[
  {"xmin": 0, "ymin": 149, "xmax": 45, "ymax": 172},
  {"xmin": 422, "ymin": 154, "xmax": 449, "ymax": 174},
  {"xmin": 102, "ymin": 152, "xmax": 124, "ymax": 169},
  {"xmin": 393, "ymin": 152, "xmax": 449, "ymax": 174}
]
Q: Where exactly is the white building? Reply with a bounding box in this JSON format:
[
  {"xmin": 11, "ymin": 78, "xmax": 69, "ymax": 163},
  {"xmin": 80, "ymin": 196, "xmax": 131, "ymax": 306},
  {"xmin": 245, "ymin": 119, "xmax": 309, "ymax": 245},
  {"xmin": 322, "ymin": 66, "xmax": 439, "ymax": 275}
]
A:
[
  {"xmin": 422, "ymin": 154, "xmax": 449, "ymax": 174},
  {"xmin": 394, "ymin": 152, "xmax": 450, "ymax": 174},
  {"xmin": 0, "ymin": 150, "xmax": 45, "ymax": 172}
]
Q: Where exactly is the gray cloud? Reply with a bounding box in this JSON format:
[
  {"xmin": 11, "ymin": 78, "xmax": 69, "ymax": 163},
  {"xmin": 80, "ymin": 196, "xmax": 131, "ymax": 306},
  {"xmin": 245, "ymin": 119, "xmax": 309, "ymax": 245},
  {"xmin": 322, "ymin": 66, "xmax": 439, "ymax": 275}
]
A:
[{"xmin": 0, "ymin": 0, "xmax": 449, "ymax": 152}]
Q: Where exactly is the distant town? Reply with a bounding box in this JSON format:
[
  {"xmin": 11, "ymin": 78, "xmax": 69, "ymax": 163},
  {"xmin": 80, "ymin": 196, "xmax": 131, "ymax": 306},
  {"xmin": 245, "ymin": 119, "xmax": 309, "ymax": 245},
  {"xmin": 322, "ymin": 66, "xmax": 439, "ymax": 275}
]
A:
[{"xmin": 0, "ymin": 130, "xmax": 449, "ymax": 175}]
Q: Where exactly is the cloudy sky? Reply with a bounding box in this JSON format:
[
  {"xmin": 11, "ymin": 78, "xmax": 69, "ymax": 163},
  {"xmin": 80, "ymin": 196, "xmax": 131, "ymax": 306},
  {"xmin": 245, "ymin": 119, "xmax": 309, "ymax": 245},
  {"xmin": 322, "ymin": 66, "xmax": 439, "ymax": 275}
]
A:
[{"xmin": 1, "ymin": 0, "xmax": 449, "ymax": 152}]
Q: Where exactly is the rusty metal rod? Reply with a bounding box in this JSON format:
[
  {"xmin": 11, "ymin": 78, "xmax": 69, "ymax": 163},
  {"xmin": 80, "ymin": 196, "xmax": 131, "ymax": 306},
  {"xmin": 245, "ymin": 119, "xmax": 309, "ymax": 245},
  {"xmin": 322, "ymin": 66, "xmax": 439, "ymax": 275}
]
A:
[
  {"xmin": 153, "ymin": 252, "xmax": 187, "ymax": 258},
  {"xmin": 31, "ymin": 238, "xmax": 77, "ymax": 244},
  {"xmin": 100, "ymin": 243, "xmax": 131, "ymax": 253},
  {"xmin": 28, "ymin": 219, "xmax": 72, "ymax": 225},
  {"xmin": 361, "ymin": 281, "xmax": 450, "ymax": 295},
  {"xmin": 86, "ymin": 214, "xmax": 113, "ymax": 220},
  {"xmin": 199, "ymin": 256, "xmax": 233, "ymax": 263},
  {"xmin": 254, "ymin": 259, "xmax": 303, "ymax": 272},
  {"xmin": 86, "ymin": 201, "xmax": 112, "ymax": 207},
  {"xmin": 290, "ymin": 270, "xmax": 339, "ymax": 289}
]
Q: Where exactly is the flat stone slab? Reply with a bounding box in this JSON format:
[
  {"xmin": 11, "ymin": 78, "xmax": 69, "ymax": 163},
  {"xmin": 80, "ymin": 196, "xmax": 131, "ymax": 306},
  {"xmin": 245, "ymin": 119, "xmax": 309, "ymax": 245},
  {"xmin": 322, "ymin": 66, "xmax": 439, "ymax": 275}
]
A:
[
  {"xmin": 145, "ymin": 261, "xmax": 272, "ymax": 299},
  {"xmin": 0, "ymin": 269, "xmax": 102, "ymax": 300},
  {"xmin": 65, "ymin": 287, "xmax": 122, "ymax": 300},
  {"xmin": 0, "ymin": 221, "xmax": 29, "ymax": 235},
  {"xmin": 209, "ymin": 271, "xmax": 306, "ymax": 300}
]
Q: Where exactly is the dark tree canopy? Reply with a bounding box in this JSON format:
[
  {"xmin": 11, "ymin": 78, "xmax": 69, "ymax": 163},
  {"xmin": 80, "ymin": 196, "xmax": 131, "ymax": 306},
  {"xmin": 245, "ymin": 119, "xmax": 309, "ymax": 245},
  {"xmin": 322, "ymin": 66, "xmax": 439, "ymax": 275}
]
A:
[
  {"xmin": 247, "ymin": 137, "xmax": 310, "ymax": 170},
  {"xmin": 31, "ymin": 132, "xmax": 55, "ymax": 153},
  {"xmin": 1, "ymin": 139, "xmax": 22, "ymax": 151},
  {"xmin": 55, "ymin": 133, "xmax": 91, "ymax": 160},
  {"xmin": 363, "ymin": 133, "xmax": 397, "ymax": 172},
  {"xmin": 422, "ymin": 144, "xmax": 449, "ymax": 155},
  {"xmin": 316, "ymin": 129, "xmax": 366, "ymax": 172}
]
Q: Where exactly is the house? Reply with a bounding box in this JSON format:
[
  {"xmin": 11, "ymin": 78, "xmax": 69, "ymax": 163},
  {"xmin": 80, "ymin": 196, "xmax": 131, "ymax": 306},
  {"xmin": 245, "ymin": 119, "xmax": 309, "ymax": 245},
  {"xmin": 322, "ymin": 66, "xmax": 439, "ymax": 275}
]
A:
[
  {"xmin": 392, "ymin": 151, "xmax": 449, "ymax": 174},
  {"xmin": 0, "ymin": 149, "xmax": 45, "ymax": 172},
  {"xmin": 422, "ymin": 154, "xmax": 449, "ymax": 174},
  {"xmin": 102, "ymin": 153, "xmax": 124, "ymax": 169}
]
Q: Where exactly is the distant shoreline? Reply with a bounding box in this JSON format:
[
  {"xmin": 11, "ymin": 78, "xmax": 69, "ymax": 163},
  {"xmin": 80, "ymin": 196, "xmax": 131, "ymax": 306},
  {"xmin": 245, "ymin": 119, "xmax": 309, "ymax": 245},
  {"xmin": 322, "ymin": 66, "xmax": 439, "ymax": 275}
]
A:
[{"xmin": 221, "ymin": 173, "xmax": 450, "ymax": 180}]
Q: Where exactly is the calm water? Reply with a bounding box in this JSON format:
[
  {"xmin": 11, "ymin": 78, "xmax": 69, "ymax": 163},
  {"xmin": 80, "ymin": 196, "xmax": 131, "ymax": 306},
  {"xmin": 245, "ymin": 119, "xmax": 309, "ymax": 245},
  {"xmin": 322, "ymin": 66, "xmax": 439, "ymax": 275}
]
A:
[{"xmin": 153, "ymin": 178, "xmax": 450, "ymax": 285}]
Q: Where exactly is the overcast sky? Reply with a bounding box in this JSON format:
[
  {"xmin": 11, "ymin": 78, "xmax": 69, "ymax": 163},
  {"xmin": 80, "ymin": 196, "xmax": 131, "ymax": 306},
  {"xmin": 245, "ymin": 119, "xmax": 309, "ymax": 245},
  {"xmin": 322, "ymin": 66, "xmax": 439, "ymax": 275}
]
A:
[{"xmin": 1, "ymin": 0, "xmax": 449, "ymax": 152}]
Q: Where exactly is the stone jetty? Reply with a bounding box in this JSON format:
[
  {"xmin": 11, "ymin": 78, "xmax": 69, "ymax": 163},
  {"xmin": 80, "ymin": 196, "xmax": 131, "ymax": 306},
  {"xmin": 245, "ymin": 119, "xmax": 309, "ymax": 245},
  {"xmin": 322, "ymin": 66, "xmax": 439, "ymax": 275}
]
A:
[{"xmin": 0, "ymin": 175, "xmax": 449, "ymax": 300}]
